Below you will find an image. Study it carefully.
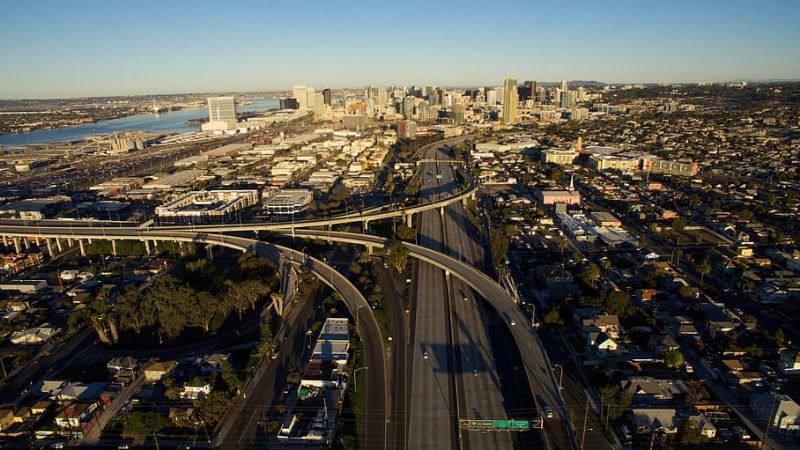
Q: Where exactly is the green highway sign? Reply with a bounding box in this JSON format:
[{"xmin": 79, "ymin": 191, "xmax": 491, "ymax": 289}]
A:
[
  {"xmin": 493, "ymin": 420, "xmax": 511, "ymax": 429},
  {"xmin": 436, "ymin": 174, "xmax": 443, "ymax": 180},
  {"xmin": 510, "ymin": 420, "xmax": 530, "ymax": 429}
]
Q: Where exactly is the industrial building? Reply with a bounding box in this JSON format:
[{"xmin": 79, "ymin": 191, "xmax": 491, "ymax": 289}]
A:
[{"xmin": 155, "ymin": 189, "xmax": 259, "ymax": 224}]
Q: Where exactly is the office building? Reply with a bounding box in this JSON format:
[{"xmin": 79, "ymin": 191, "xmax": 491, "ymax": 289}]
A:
[
  {"xmin": 503, "ymin": 77, "xmax": 518, "ymax": 124},
  {"xmin": 280, "ymin": 98, "xmax": 299, "ymax": 110},
  {"xmin": 542, "ymin": 148, "xmax": 578, "ymax": 165},
  {"xmin": 397, "ymin": 120, "xmax": 417, "ymax": 139},
  {"xmin": 561, "ymin": 79, "xmax": 568, "ymax": 91},
  {"xmin": 264, "ymin": 189, "xmax": 313, "ymax": 215},
  {"xmin": 322, "ymin": 88, "xmax": 332, "ymax": 106},
  {"xmin": 293, "ymin": 85, "xmax": 316, "ymax": 112},
  {"xmin": 203, "ymin": 96, "xmax": 237, "ymax": 131}
]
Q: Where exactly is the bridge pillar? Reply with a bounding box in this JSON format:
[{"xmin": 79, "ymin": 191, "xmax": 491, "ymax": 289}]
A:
[
  {"xmin": 13, "ymin": 237, "xmax": 21, "ymax": 253},
  {"xmin": 78, "ymin": 240, "xmax": 86, "ymax": 256},
  {"xmin": 144, "ymin": 240, "xmax": 152, "ymax": 255},
  {"xmin": 470, "ymin": 191, "xmax": 476, "ymax": 201},
  {"xmin": 67, "ymin": 238, "xmax": 74, "ymax": 247},
  {"xmin": 35, "ymin": 237, "xmax": 41, "ymax": 247},
  {"xmin": 440, "ymin": 207, "xmax": 445, "ymax": 217},
  {"xmin": 111, "ymin": 240, "xmax": 118, "ymax": 256},
  {"xmin": 367, "ymin": 245, "xmax": 374, "ymax": 255},
  {"xmin": 1, "ymin": 236, "xmax": 7, "ymax": 247},
  {"xmin": 56, "ymin": 238, "xmax": 63, "ymax": 252},
  {"xmin": 206, "ymin": 244, "xmax": 214, "ymax": 260},
  {"xmin": 46, "ymin": 239, "xmax": 54, "ymax": 256},
  {"xmin": 22, "ymin": 238, "xmax": 30, "ymax": 250},
  {"xmin": 363, "ymin": 220, "xmax": 369, "ymax": 232},
  {"xmin": 405, "ymin": 213, "xmax": 413, "ymax": 228}
]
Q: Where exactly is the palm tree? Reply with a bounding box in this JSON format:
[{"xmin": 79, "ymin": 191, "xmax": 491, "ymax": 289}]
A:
[{"xmin": 697, "ymin": 259, "xmax": 711, "ymax": 288}]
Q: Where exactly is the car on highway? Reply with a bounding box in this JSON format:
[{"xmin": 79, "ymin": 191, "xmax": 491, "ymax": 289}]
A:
[
  {"xmin": 463, "ymin": 296, "xmax": 468, "ymax": 301},
  {"xmin": 472, "ymin": 369, "xmax": 478, "ymax": 377},
  {"xmin": 509, "ymin": 319, "xmax": 516, "ymax": 326},
  {"xmin": 423, "ymin": 351, "xmax": 429, "ymax": 359},
  {"xmin": 543, "ymin": 406, "xmax": 553, "ymax": 419}
]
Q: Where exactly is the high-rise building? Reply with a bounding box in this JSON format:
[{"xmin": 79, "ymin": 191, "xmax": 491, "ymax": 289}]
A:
[
  {"xmin": 397, "ymin": 120, "xmax": 417, "ymax": 139},
  {"xmin": 293, "ymin": 86, "xmax": 309, "ymax": 111},
  {"xmin": 560, "ymin": 79, "xmax": 569, "ymax": 91},
  {"xmin": 203, "ymin": 96, "xmax": 237, "ymax": 131},
  {"xmin": 279, "ymin": 98, "xmax": 299, "ymax": 110},
  {"xmin": 313, "ymin": 93, "xmax": 325, "ymax": 121},
  {"xmin": 486, "ymin": 89, "xmax": 497, "ymax": 106},
  {"xmin": 403, "ymin": 96, "xmax": 416, "ymax": 118},
  {"xmin": 503, "ymin": 77, "xmax": 518, "ymax": 124},
  {"xmin": 322, "ymin": 88, "xmax": 332, "ymax": 106},
  {"xmin": 451, "ymin": 104, "xmax": 466, "ymax": 125},
  {"xmin": 377, "ymin": 89, "xmax": 388, "ymax": 112}
]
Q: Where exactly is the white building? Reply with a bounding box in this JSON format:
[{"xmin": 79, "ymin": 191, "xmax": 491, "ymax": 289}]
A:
[
  {"xmin": 264, "ymin": 189, "xmax": 313, "ymax": 216},
  {"xmin": 202, "ymin": 96, "xmax": 237, "ymax": 131},
  {"xmin": 155, "ymin": 189, "xmax": 260, "ymax": 224},
  {"xmin": 751, "ymin": 392, "xmax": 800, "ymax": 436}
]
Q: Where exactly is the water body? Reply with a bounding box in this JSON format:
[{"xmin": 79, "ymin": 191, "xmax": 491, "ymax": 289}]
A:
[{"xmin": 0, "ymin": 98, "xmax": 280, "ymax": 147}]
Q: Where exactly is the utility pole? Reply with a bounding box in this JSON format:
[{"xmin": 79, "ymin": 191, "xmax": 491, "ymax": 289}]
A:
[
  {"xmin": 580, "ymin": 396, "xmax": 589, "ymax": 449},
  {"xmin": 762, "ymin": 394, "xmax": 778, "ymax": 449}
]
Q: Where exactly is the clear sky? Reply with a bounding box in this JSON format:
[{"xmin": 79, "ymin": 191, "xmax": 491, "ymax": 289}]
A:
[{"xmin": 1, "ymin": 0, "xmax": 799, "ymax": 99}]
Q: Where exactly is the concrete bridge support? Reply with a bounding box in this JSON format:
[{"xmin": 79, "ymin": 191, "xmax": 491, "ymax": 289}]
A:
[
  {"xmin": 13, "ymin": 238, "xmax": 22, "ymax": 253},
  {"xmin": 46, "ymin": 239, "xmax": 54, "ymax": 256},
  {"xmin": 35, "ymin": 237, "xmax": 41, "ymax": 247},
  {"xmin": 363, "ymin": 220, "xmax": 370, "ymax": 233},
  {"xmin": 111, "ymin": 240, "xmax": 118, "ymax": 256},
  {"xmin": 206, "ymin": 244, "xmax": 214, "ymax": 260},
  {"xmin": 404, "ymin": 213, "xmax": 413, "ymax": 228},
  {"xmin": 22, "ymin": 238, "xmax": 30, "ymax": 250},
  {"xmin": 56, "ymin": 238, "xmax": 63, "ymax": 252},
  {"xmin": 78, "ymin": 240, "xmax": 86, "ymax": 256},
  {"xmin": 2, "ymin": 236, "xmax": 7, "ymax": 247},
  {"xmin": 144, "ymin": 240, "xmax": 152, "ymax": 255}
]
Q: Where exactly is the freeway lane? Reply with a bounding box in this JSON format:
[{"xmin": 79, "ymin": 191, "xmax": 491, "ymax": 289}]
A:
[
  {"xmin": 433, "ymin": 145, "xmax": 513, "ymax": 450},
  {"xmin": 407, "ymin": 146, "xmax": 456, "ymax": 449}
]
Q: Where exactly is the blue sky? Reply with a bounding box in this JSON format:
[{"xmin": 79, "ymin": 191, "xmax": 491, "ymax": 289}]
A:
[{"xmin": 1, "ymin": 0, "xmax": 799, "ymax": 98}]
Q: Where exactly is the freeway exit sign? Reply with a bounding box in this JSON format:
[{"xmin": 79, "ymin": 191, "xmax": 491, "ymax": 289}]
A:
[{"xmin": 436, "ymin": 174, "xmax": 443, "ymax": 180}]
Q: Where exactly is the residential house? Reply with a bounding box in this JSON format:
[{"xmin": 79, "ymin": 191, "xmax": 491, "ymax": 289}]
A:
[
  {"xmin": 649, "ymin": 334, "xmax": 680, "ymax": 355},
  {"xmin": 196, "ymin": 353, "xmax": 229, "ymax": 376},
  {"xmin": 582, "ymin": 314, "xmax": 622, "ymax": 339},
  {"xmin": 0, "ymin": 408, "xmax": 13, "ymax": 431},
  {"xmin": 751, "ymin": 392, "xmax": 800, "ymax": 436},
  {"xmin": 586, "ymin": 331, "xmax": 619, "ymax": 357},
  {"xmin": 107, "ymin": 356, "xmax": 138, "ymax": 382},
  {"xmin": 622, "ymin": 377, "xmax": 688, "ymax": 406},
  {"xmin": 181, "ymin": 377, "xmax": 211, "ymax": 400},
  {"xmin": 631, "ymin": 408, "xmax": 678, "ymax": 434},
  {"xmin": 778, "ymin": 350, "xmax": 800, "ymax": 375},
  {"xmin": 142, "ymin": 359, "xmax": 177, "ymax": 382},
  {"xmin": 687, "ymin": 414, "xmax": 717, "ymax": 438}
]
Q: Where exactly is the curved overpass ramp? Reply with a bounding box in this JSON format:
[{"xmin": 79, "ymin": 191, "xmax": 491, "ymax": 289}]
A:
[
  {"xmin": 0, "ymin": 226, "xmax": 386, "ymax": 449},
  {"xmin": 276, "ymin": 229, "xmax": 578, "ymax": 449}
]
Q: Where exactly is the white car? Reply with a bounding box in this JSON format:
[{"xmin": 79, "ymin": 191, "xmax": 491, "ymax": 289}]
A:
[
  {"xmin": 509, "ymin": 320, "xmax": 516, "ymax": 326},
  {"xmin": 423, "ymin": 351, "xmax": 429, "ymax": 359}
]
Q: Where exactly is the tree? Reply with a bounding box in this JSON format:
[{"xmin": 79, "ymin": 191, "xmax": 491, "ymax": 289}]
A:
[
  {"xmin": 489, "ymin": 228, "xmax": 510, "ymax": 267},
  {"xmin": 543, "ymin": 307, "xmax": 564, "ymax": 325},
  {"xmin": 396, "ymin": 224, "xmax": 416, "ymax": 241},
  {"xmin": 187, "ymin": 291, "xmax": 218, "ymax": 333},
  {"xmin": 696, "ymin": 258, "xmax": 711, "ymax": 288},
  {"xmin": 774, "ymin": 328, "xmax": 786, "ymax": 348},
  {"xmin": 385, "ymin": 242, "xmax": 409, "ymax": 273},
  {"xmin": 671, "ymin": 217, "xmax": 686, "ymax": 232},
  {"xmin": 196, "ymin": 390, "xmax": 233, "ymax": 427},
  {"xmin": 675, "ymin": 420, "xmax": 705, "ymax": 446},
  {"xmin": 121, "ymin": 411, "xmax": 169, "ymax": 439},
  {"xmin": 599, "ymin": 384, "xmax": 632, "ymax": 423},
  {"xmin": 330, "ymin": 184, "xmax": 351, "ymax": 203},
  {"xmin": 558, "ymin": 236, "xmax": 568, "ymax": 255},
  {"xmin": 581, "ymin": 264, "xmax": 601, "ymax": 288},
  {"xmin": 663, "ymin": 348, "xmax": 685, "ymax": 368}
]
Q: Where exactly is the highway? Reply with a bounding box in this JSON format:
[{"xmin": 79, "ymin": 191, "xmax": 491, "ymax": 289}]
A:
[
  {"xmin": 406, "ymin": 145, "xmax": 457, "ymax": 449},
  {"xmin": 422, "ymin": 144, "xmax": 514, "ymax": 449}
]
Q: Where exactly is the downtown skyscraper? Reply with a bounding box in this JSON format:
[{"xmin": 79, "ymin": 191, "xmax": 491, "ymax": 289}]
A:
[{"xmin": 503, "ymin": 77, "xmax": 518, "ymax": 124}]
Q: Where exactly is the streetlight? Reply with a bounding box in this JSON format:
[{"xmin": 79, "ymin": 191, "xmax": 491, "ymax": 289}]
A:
[
  {"xmin": 353, "ymin": 366, "xmax": 369, "ymax": 392},
  {"xmin": 552, "ymin": 364, "xmax": 563, "ymax": 391}
]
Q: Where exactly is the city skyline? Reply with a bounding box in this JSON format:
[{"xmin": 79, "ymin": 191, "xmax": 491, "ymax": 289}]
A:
[{"xmin": 1, "ymin": 0, "xmax": 799, "ymax": 98}]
